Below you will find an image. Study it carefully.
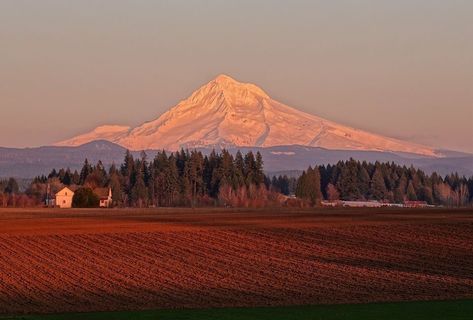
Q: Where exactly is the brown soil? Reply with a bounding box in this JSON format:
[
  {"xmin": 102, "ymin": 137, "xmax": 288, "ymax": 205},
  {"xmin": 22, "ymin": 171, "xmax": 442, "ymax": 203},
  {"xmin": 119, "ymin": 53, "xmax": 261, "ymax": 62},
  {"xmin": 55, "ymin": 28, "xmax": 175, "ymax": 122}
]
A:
[{"xmin": 0, "ymin": 207, "xmax": 472, "ymax": 314}]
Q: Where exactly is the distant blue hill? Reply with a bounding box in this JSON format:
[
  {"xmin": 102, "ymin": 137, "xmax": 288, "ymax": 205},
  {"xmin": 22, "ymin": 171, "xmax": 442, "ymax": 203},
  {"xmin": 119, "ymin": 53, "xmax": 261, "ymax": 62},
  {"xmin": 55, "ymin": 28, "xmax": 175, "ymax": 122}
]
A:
[{"xmin": 0, "ymin": 140, "xmax": 471, "ymax": 178}]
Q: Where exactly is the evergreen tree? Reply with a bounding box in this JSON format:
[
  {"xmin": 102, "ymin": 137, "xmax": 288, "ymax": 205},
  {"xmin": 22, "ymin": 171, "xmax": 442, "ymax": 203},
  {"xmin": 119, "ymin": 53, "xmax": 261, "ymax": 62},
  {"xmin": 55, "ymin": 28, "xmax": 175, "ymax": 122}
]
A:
[
  {"xmin": 244, "ymin": 151, "xmax": 257, "ymax": 186},
  {"xmin": 165, "ymin": 154, "xmax": 180, "ymax": 206},
  {"xmin": 295, "ymin": 166, "xmax": 322, "ymax": 206},
  {"xmin": 336, "ymin": 159, "xmax": 361, "ymax": 200},
  {"xmin": 48, "ymin": 169, "xmax": 58, "ymax": 179},
  {"xmin": 370, "ymin": 167, "xmax": 388, "ymax": 200},
  {"xmin": 211, "ymin": 149, "xmax": 235, "ymax": 195},
  {"xmin": 72, "ymin": 170, "xmax": 80, "ymax": 185},
  {"xmin": 120, "ymin": 150, "xmax": 135, "ymax": 206},
  {"xmin": 140, "ymin": 151, "xmax": 151, "ymax": 187},
  {"xmin": 58, "ymin": 168, "xmax": 66, "ymax": 182},
  {"xmin": 270, "ymin": 176, "xmax": 279, "ymax": 192},
  {"xmin": 155, "ymin": 151, "xmax": 169, "ymax": 205},
  {"xmin": 79, "ymin": 159, "xmax": 93, "ymax": 185},
  {"xmin": 406, "ymin": 181, "xmax": 417, "ymax": 201},
  {"xmin": 62, "ymin": 168, "xmax": 72, "ymax": 186},
  {"xmin": 394, "ymin": 174, "xmax": 408, "ymax": 203},
  {"xmin": 254, "ymin": 152, "xmax": 265, "ymax": 186},
  {"xmin": 131, "ymin": 170, "xmax": 148, "ymax": 207},
  {"xmin": 234, "ymin": 151, "xmax": 246, "ymax": 187},
  {"xmin": 357, "ymin": 166, "xmax": 371, "ymax": 199},
  {"xmin": 204, "ymin": 151, "xmax": 218, "ymax": 195},
  {"xmin": 418, "ymin": 185, "xmax": 434, "ymax": 204},
  {"xmin": 85, "ymin": 160, "xmax": 107, "ymax": 188},
  {"xmin": 185, "ymin": 151, "xmax": 204, "ymax": 206},
  {"xmin": 319, "ymin": 165, "xmax": 331, "ymax": 199},
  {"xmin": 108, "ymin": 164, "xmax": 123, "ymax": 206},
  {"xmin": 278, "ymin": 175, "xmax": 290, "ymax": 195}
]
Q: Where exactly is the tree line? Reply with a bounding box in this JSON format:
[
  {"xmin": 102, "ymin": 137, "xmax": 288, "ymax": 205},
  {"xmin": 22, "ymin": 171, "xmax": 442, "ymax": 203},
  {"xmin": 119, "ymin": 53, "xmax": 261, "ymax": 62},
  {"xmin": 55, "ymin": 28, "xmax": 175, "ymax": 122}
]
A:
[
  {"xmin": 31, "ymin": 149, "xmax": 274, "ymax": 207},
  {"xmin": 294, "ymin": 159, "xmax": 473, "ymax": 206},
  {"xmin": 1, "ymin": 152, "xmax": 472, "ymax": 208}
]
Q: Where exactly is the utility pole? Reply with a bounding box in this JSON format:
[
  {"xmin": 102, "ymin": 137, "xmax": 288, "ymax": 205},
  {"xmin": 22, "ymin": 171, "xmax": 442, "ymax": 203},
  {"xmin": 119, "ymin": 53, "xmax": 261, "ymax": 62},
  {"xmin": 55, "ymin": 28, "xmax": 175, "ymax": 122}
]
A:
[{"xmin": 46, "ymin": 183, "xmax": 51, "ymax": 207}]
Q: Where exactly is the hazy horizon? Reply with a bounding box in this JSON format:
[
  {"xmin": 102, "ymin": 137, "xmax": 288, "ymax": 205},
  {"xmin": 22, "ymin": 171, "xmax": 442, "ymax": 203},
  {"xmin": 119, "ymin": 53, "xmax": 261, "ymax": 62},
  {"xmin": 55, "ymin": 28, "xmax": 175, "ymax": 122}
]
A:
[{"xmin": 1, "ymin": 0, "xmax": 472, "ymax": 152}]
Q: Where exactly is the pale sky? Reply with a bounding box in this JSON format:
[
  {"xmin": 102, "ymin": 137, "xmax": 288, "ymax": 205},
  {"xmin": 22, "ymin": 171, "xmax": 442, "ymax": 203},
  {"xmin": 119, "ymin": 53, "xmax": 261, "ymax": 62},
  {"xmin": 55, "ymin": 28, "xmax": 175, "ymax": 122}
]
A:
[{"xmin": 1, "ymin": 0, "xmax": 472, "ymax": 152}]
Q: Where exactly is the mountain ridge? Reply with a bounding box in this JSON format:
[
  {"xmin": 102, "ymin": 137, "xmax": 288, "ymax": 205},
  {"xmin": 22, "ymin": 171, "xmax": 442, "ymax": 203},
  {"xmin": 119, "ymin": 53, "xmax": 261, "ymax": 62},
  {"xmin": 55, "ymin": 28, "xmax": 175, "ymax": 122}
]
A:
[
  {"xmin": 1, "ymin": 140, "xmax": 472, "ymax": 179},
  {"xmin": 56, "ymin": 74, "xmax": 439, "ymax": 157}
]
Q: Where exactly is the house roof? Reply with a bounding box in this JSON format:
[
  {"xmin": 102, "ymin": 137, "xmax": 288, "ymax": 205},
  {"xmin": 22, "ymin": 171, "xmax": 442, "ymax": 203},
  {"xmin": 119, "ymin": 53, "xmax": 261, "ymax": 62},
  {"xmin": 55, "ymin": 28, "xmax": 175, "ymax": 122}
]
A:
[{"xmin": 55, "ymin": 187, "xmax": 75, "ymax": 196}]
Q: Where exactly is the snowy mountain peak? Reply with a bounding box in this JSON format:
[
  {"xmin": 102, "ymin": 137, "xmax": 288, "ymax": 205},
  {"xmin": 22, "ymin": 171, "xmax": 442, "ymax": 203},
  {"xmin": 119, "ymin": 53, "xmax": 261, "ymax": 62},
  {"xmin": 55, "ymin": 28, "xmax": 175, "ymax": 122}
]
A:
[
  {"xmin": 187, "ymin": 74, "xmax": 270, "ymax": 108},
  {"xmin": 55, "ymin": 75, "xmax": 439, "ymax": 157},
  {"xmin": 213, "ymin": 74, "xmax": 268, "ymax": 98},
  {"xmin": 214, "ymin": 74, "xmax": 238, "ymax": 84}
]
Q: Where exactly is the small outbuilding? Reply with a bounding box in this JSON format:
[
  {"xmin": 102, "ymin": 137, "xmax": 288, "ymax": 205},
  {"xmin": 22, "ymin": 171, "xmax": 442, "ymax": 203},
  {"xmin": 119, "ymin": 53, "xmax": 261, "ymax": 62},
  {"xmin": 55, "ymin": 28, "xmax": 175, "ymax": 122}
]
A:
[
  {"xmin": 94, "ymin": 187, "xmax": 112, "ymax": 208},
  {"xmin": 55, "ymin": 187, "xmax": 75, "ymax": 209}
]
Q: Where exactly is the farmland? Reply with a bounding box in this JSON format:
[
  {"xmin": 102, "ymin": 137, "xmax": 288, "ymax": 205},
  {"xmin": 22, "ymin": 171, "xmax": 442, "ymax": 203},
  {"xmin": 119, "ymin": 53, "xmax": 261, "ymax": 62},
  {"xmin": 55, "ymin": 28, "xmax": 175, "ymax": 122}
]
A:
[{"xmin": 0, "ymin": 207, "xmax": 472, "ymax": 316}]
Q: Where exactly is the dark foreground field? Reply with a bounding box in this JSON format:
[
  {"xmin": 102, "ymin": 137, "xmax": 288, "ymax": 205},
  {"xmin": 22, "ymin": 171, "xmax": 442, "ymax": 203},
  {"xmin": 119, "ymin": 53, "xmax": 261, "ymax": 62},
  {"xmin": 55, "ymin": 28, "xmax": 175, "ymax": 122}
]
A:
[
  {"xmin": 0, "ymin": 207, "xmax": 472, "ymax": 316},
  {"xmin": 5, "ymin": 300, "xmax": 473, "ymax": 320}
]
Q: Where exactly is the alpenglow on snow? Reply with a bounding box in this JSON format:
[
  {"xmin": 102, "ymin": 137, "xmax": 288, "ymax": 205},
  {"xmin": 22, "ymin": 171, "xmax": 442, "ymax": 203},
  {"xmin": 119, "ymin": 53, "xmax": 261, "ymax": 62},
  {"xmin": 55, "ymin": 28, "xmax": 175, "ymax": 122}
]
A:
[{"xmin": 56, "ymin": 74, "xmax": 437, "ymax": 157}]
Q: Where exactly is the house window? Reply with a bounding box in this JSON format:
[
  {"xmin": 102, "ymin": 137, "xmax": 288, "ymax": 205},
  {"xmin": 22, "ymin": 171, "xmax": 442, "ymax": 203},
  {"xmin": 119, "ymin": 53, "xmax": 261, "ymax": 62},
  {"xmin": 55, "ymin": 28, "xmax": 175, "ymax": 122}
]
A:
[{"xmin": 63, "ymin": 200, "xmax": 66, "ymax": 204}]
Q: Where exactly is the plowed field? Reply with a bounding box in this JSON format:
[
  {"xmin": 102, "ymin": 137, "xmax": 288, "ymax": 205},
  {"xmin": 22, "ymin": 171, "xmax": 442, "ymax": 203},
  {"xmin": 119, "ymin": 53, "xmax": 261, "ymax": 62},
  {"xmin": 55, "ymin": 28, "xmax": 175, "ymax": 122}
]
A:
[{"xmin": 0, "ymin": 208, "xmax": 472, "ymax": 315}]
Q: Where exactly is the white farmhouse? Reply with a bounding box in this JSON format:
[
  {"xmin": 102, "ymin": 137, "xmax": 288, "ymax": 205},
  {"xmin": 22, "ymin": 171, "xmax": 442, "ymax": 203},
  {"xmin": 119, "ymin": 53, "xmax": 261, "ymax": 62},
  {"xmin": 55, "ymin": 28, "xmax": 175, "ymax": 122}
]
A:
[{"xmin": 55, "ymin": 187, "xmax": 75, "ymax": 209}]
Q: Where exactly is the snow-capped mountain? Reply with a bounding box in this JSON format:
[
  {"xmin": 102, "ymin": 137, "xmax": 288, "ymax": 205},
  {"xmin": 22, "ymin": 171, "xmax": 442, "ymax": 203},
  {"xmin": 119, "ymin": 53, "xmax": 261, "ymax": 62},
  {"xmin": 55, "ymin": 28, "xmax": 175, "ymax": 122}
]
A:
[{"xmin": 56, "ymin": 74, "xmax": 438, "ymax": 157}]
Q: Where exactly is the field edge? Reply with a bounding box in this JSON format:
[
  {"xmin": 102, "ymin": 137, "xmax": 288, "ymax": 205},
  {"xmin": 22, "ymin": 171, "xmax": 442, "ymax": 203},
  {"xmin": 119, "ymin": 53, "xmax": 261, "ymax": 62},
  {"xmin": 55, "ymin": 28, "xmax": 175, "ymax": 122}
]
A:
[{"xmin": 4, "ymin": 299, "xmax": 473, "ymax": 320}]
